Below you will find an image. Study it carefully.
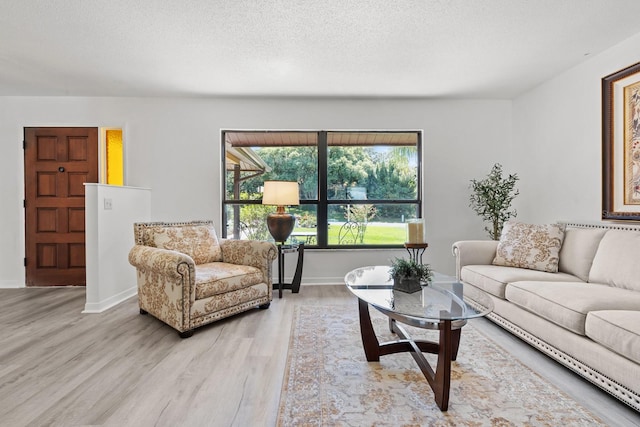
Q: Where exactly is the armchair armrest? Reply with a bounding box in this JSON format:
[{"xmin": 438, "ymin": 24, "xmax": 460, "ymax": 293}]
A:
[
  {"xmin": 219, "ymin": 239, "xmax": 277, "ymax": 283},
  {"xmin": 128, "ymin": 245, "xmax": 197, "ymax": 333},
  {"xmin": 451, "ymin": 240, "xmax": 499, "ymax": 281},
  {"xmin": 128, "ymin": 245, "xmax": 195, "ymax": 279}
]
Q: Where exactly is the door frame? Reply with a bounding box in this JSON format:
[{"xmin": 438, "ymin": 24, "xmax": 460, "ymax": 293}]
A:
[{"xmin": 20, "ymin": 124, "xmax": 113, "ymax": 287}]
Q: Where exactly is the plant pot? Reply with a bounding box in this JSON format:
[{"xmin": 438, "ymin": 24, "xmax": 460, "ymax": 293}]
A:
[{"xmin": 392, "ymin": 275, "xmax": 422, "ymax": 293}]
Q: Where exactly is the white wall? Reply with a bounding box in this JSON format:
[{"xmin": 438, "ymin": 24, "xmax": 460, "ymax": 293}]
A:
[
  {"xmin": 3, "ymin": 29, "xmax": 639, "ymax": 289},
  {"xmin": 84, "ymin": 184, "xmax": 151, "ymax": 312},
  {"xmin": 0, "ymin": 96, "xmax": 511, "ymax": 287},
  {"xmin": 513, "ymin": 33, "xmax": 640, "ymax": 223}
]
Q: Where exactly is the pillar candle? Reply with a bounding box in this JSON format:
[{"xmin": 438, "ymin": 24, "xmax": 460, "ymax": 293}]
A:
[{"xmin": 407, "ymin": 220, "xmax": 424, "ymax": 243}]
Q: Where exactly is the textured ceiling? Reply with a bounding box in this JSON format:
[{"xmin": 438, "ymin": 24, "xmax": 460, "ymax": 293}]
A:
[{"xmin": 2, "ymin": 0, "xmax": 640, "ymax": 98}]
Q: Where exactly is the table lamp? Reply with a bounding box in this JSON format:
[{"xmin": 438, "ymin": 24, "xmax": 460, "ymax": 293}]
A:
[{"xmin": 262, "ymin": 181, "xmax": 299, "ymax": 243}]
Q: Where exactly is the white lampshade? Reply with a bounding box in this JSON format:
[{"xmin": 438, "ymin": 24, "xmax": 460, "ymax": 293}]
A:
[{"xmin": 262, "ymin": 181, "xmax": 299, "ymax": 206}]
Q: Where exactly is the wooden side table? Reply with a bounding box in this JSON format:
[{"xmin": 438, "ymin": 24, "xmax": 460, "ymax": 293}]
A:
[
  {"xmin": 273, "ymin": 243, "xmax": 304, "ymax": 298},
  {"xmin": 404, "ymin": 242, "xmax": 428, "ymax": 264}
]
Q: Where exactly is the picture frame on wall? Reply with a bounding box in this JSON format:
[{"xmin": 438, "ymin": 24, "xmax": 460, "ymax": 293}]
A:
[{"xmin": 602, "ymin": 61, "xmax": 640, "ymax": 221}]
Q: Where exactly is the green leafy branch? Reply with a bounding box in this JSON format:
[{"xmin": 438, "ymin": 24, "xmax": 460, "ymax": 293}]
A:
[{"xmin": 469, "ymin": 163, "xmax": 519, "ymax": 240}]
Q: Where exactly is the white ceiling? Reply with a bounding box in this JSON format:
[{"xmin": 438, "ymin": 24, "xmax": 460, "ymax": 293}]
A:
[{"xmin": 2, "ymin": 0, "xmax": 640, "ymax": 99}]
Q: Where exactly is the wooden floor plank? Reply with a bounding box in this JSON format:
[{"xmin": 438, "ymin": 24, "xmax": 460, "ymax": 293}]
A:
[{"xmin": 0, "ymin": 286, "xmax": 637, "ymax": 427}]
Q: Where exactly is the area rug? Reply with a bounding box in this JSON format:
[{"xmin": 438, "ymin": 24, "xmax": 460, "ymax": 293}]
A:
[{"xmin": 277, "ymin": 305, "xmax": 604, "ymax": 426}]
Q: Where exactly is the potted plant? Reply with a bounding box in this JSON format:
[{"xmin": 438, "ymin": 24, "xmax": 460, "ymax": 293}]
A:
[
  {"xmin": 469, "ymin": 163, "xmax": 519, "ymax": 240},
  {"xmin": 389, "ymin": 257, "xmax": 433, "ymax": 293}
]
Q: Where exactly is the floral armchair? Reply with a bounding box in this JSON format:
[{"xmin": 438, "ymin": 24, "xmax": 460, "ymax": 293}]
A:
[{"xmin": 128, "ymin": 220, "xmax": 277, "ymax": 338}]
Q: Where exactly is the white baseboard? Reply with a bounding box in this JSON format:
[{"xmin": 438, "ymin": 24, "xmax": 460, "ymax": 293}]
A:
[
  {"xmin": 83, "ymin": 286, "xmax": 138, "ymax": 313},
  {"xmin": 0, "ymin": 280, "xmax": 24, "ymax": 288}
]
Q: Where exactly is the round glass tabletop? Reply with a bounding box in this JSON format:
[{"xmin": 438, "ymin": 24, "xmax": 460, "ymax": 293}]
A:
[{"xmin": 345, "ymin": 265, "xmax": 493, "ymax": 323}]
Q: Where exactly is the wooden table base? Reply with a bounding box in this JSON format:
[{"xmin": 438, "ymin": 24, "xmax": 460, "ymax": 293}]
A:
[{"xmin": 357, "ymin": 298, "xmax": 461, "ymax": 411}]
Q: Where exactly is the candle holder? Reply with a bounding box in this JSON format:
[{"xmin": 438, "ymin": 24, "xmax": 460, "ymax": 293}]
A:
[{"xmin": 404, "ymin": 242, "xmax": 429, "ymax": 264}]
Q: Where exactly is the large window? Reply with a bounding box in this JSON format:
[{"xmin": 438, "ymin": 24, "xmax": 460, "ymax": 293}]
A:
[{"xmin": 222, "ymin": 130, "xmax": 422, "ymax": 248}]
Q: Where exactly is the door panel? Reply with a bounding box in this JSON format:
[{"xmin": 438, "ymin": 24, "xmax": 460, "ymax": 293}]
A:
[{"xmin": 24, "ymin": 127, "xmax": 98, "ymax": 286}]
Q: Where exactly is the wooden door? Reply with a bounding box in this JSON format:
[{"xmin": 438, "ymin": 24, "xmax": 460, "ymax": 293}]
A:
[{"xmin": 24, "ymin": 127, "xmax": 98, "ymax": 286}]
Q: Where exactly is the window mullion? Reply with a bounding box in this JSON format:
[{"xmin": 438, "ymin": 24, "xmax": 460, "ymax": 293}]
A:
[{"xmin": 317, "ymin": 131, "xmax": 328, "ymax": 247}]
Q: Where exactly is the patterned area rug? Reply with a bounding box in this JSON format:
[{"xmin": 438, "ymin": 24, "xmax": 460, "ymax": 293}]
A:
[{"xmin": 277, "ymin": 305, "xmax": 604, "ymax": 426}]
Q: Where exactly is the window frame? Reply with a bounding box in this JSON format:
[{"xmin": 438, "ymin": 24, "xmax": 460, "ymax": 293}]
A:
[{"xmin": 221, "ymin": 129, "xmax": 423, "ymax": 249}]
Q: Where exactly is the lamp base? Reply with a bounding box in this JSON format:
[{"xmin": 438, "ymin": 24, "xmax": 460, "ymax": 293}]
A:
[{"xmin": 267, "ymin": 212, "xmax": 295, "ymax": 243}]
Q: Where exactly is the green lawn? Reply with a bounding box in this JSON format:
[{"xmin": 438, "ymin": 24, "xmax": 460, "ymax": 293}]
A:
[{"xmin": 297, "ymin": 223, "xmax": 405, "ymax": 245}]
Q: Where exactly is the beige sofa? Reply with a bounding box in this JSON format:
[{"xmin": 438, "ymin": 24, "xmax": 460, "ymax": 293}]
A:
[
  {"xmin": 453, "ymin": 221, "xmax": 640, "ymax": 411},
  {"xmin": 128, "ymin": 220, "xmax": 277, "ymax": 338}
]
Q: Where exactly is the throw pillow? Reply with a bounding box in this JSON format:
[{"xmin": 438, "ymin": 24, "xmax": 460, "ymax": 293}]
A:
[{"xmin": 493, "ymin": 221, "xmax": 566, "ymax": 273}]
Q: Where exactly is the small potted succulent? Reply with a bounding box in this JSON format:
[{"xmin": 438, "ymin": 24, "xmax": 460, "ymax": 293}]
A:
[{"xmin": 389, "ymin": 257, "xmax": 433, "ymax": 293}]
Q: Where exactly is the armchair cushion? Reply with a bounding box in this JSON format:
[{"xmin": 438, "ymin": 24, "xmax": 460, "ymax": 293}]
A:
[{"xmin": 195, "ymin": 263, "xmax": 264, "ymax": 300}]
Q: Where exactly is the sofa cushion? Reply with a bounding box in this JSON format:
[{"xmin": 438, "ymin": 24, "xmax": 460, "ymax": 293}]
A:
[
  {"xmin": 558, "ymin": 228, "xmax": 607, "ymax": 282},
  {"xmin": 195, "ymin": 262, "xmax": 264, "ymax": 300},
  {"xmin": 151, "ymin": 223, "xmax": 223, "ymax": 264},
  {"xmin": 585, "ymin": 310, "xmax": 640, "ymax": 364},
  {"xmin": 461, "ymin": 265, "xmax": 580, "ymax": 299},
  {"xmin": 493, "ymin": 222, "xmax": 565, "ymax": 273},
  {"xmin": 589, "ymin": 230, "xmax": 640, "ymax": 291},
  {"xmin": 505, "ymin": 281, "xmax": 640, "ymax": 335}
]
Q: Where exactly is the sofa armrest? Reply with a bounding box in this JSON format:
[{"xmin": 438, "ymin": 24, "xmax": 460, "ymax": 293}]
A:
[
  {"xmin": 452, "ymin": 240, "xmax": 499, "ymax": 281},
  {"xmin": 220, "ymin": 239, "xmax": 278, "ymax": 285}
]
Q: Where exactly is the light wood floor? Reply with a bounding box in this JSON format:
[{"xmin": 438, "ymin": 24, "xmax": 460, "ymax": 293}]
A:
[{"xmin": 0, "ymin": 286, "xmax": 638, "ymax": 427}]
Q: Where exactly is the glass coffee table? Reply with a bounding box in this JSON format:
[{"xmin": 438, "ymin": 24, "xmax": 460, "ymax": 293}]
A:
[{"xmin": 344, "ymin": 265, "xmax": 493, "ymax": 411}]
